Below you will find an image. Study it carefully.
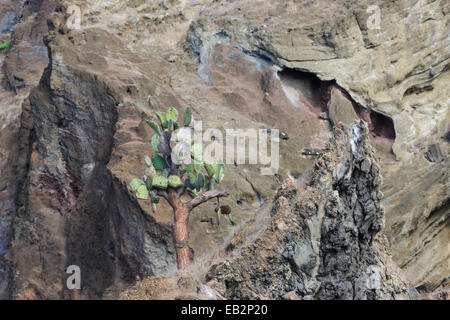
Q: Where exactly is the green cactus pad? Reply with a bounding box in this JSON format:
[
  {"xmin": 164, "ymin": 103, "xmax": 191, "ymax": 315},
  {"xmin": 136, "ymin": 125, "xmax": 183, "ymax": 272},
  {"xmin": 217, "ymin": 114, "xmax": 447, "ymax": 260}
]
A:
[
  {"xmin": 130, "ymin": 178, "xmax": 145, "ymax": 192},
  {"xmin": 166, "ymin": 107, "xmax": 179, "ymax": 122},
  {"xmin": 151, "ymin": 134, "xmax": 160, "ymax": 153},
  {"xmin": 188, "ymin": 172, "xmax": 196, "ymax": 185},
  {"xmin": 146, "ymin": 120, "xmax": 160, "ymax": 133},
  {"xmin": 214, "ymin": 163, "xmax": 225, "ymax": 183},
  {"xmin": 194, "ymin": 163, "xmax": 204, "ymax": 172},
  {"xmin": 144, "ymin": 155, "xmax": 152, "ymax": 166},
  {"xmin": 152, "ymin": 175, "xmax": 168, "ymax": 189},
  {"xmin": 0, "ymin": 40, "xmax": 11, "ymax": 52},
  {"xmin": 151, "ymin": 155, "xmax": 165, "ymax": 171},
  {"xmin": 145, "ymin": 176, "xmax": 152, "ymax": 189},
  {"xmin": 136, "ymin": 185, "xmax": 149, "ymax": 200},
  {"xmin": 145, "ymin": 165, "xmax": 156, "ymax": 178},
  {"xmin": 183, "ymin": 108, "xmax": 192, "ymax": 126},
  {"xmin": 157, "ymin": 112, "xmax": 168, "ymax": 128},
  {"xmin": 205, "ymin": 163, "xmax": 215, "ymax": 177},
  {"xmin": 191, "ymin": 144, "xmax": 204, "ymax": 162},
  {"xmin": 168, "ymin": 175, "xmax": 182, "ymax": 188},
  {"xmin": 196, "ymin": 173, "xmax": 205, "ymax": 191}
]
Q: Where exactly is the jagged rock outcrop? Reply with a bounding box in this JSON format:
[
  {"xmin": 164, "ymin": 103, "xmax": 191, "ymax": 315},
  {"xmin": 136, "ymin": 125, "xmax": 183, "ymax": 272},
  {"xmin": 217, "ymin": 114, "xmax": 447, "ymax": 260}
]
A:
[
  {"xmin": 0, "ymin": 0, "xmax": 447, "ymax": 299},
  {"xmin": 205, "ymin": 121, "xmax": 418, "ymax": 300}
]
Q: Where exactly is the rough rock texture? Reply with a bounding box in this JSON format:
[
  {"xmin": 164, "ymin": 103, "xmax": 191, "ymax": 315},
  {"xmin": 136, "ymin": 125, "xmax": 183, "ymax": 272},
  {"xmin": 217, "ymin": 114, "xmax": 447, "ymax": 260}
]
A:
[
  {"xmin": 185, "ymin": 0, "xmax": 449, "ymax": 295},
  {"xmin": 0, "ymin": 0, "xmax": 448, "ymax": 299},
  {"xmin": 327, "ymin": 86, "xmax": 359, "ymax": 128},
  {"xmin": 0, "ymin": 0, "xmax": 58, "ymax": 299},
  {"xmin": 204, "ymin": 121, "xmax": 418, "ymax": 300},
  {"xmin": 1, "ymin": 1, "xmax": 179, "ymax": 299}
]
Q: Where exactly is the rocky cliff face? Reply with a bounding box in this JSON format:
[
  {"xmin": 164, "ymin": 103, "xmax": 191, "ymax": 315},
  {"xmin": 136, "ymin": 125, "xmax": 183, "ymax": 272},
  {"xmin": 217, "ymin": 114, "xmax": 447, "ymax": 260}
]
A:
[
  {"xmin": 203, "ymin": 121, "xmax": 418, "ymax": 300},
  {"xmin": 122, "ymin": 121, "xmax": 418, "ymax": 300},
  {"xmin": 0, "ymin": 0, "xmax": 448, "ymax": 299}
]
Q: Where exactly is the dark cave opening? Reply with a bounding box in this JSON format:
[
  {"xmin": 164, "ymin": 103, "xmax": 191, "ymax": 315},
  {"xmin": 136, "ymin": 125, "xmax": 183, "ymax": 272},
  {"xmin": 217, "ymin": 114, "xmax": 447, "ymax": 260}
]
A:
[
  {"xmin": 337, "ymin": 87, "xmax": 397, "ymax": 162},
  {"xmin": 277, "ymin": 67, "xmax": 397, "ymax": 161},
  {"xmin": 370, "ymin": 111, "xmax": 396, "ymax": 141},
  {"xmin": 277, "ymin": 68, "xmax": 329, "ymax": 114}
]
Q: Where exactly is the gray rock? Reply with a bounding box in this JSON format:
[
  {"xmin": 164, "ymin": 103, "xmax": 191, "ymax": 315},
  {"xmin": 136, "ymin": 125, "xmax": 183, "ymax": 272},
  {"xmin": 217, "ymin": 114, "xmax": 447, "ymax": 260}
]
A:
[{"xmin": 206, "ymin": 121, "xmax": 418, "ymax": 300}]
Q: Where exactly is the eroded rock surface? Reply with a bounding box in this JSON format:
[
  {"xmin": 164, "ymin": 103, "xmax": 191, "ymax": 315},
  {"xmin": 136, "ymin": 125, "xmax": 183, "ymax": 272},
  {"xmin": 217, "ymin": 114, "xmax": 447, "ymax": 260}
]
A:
[
  {"xmin": 186, "ymin": 0, "xmax": 449, "ymax": 295},
  {"xmin": 204, "ymin": 122, "xmax": 418, "ymax": 300},
  {"xmin": 0, "ymin": 0, "xmax": 448, "ymax": 299}
]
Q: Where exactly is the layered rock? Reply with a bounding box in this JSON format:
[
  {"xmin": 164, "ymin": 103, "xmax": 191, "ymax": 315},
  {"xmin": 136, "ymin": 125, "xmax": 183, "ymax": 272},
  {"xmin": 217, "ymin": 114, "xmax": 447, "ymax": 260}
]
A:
[
  {"xmin": 186, "ymin": 0, "xmax": 449, "ymax": 298},
  {"xmin": 0, "ymin": 0, "xmax": 447, "ymax": 299},
  {"xmin": 204, "ymin": 121, "xmax": 418, "ymax": 300}
]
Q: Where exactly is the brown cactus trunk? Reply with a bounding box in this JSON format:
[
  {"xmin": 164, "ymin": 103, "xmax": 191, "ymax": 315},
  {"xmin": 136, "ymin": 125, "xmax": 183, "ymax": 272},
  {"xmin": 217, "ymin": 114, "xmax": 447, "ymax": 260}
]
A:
[
  {"xmin": 168, "ymin": 190, "xmax": 191, "ymax": 269},
  {"xmin": 166, "ymin": 188, "xmax": 230, "ymax": 270},
  {"xmin": 173, "ymin": 205, "xmax": 190, "ymax": 269}
]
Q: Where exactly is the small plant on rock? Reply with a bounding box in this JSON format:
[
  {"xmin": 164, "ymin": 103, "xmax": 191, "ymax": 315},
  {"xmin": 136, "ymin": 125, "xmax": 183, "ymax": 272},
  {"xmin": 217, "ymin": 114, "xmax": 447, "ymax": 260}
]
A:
[
  {"xmin": 0, "ymin": 40, "xmax": 11, "ymax": 53},
  {"xmin": 130, "ymin": 107, "xmax": 230, "ymax": 269}
]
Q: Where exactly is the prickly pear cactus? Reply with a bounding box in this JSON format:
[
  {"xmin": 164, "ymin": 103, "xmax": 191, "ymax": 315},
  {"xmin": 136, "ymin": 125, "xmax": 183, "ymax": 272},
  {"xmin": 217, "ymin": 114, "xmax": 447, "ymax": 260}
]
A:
[
  {"xmin": 130, "ymin": 107, "xmax": 231, "ymax": 270},
  {"xmin": 130, "ymin": 107, "xmax": 227, "ymax": 215}
]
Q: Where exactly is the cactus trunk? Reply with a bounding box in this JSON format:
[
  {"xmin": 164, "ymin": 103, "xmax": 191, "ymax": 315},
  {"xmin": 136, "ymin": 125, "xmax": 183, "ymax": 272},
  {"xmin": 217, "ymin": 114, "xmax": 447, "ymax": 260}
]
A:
[{"xmin": 168, "ymin": 190, "xmax": 191, "ymax": 269}]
